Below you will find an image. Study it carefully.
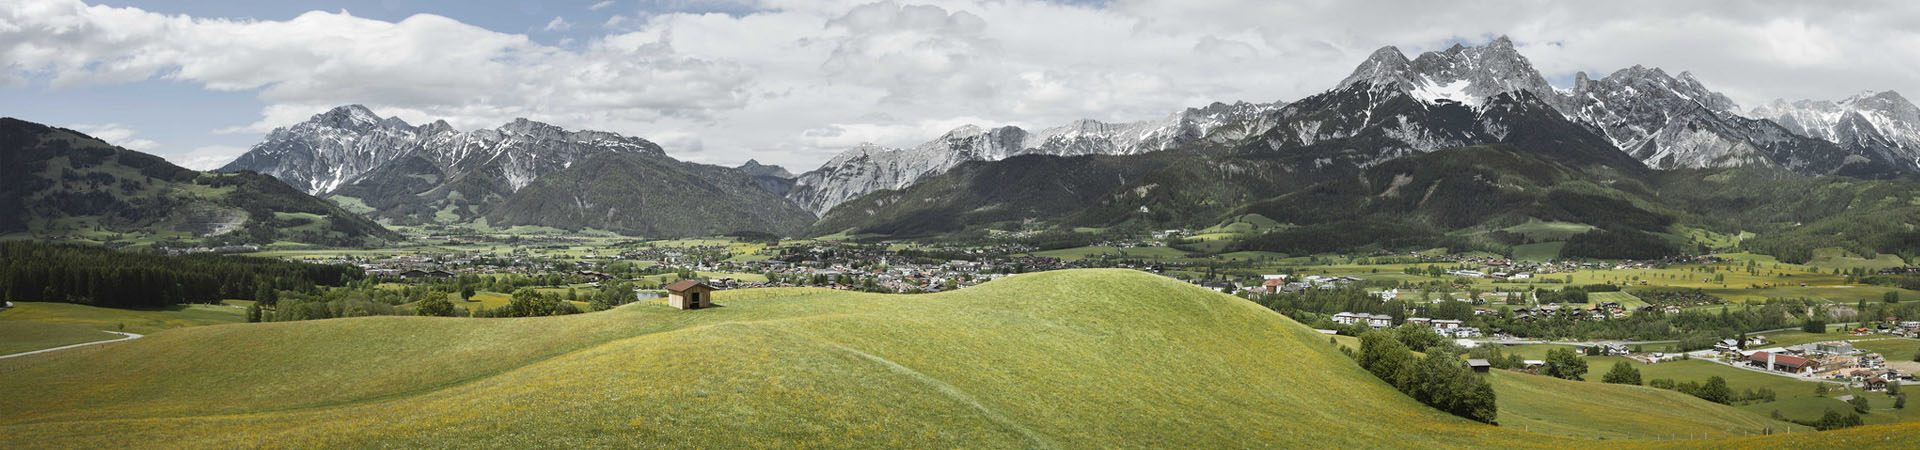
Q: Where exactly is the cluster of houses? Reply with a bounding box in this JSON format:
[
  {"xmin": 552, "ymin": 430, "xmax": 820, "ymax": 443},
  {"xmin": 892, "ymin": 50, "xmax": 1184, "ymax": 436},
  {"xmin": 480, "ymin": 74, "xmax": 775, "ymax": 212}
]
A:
[
  {"xmin": 340, "ymin": 233, "xmax": 1210, "ymax": 295},
  {"xmin": 1331, "ymin": 312, "xmax": 1393, "ymax": 328},
  {"xmin": 1861, "ymin": 321, "xmax": 1920, "ymax": 338},
  {"xmin": 1735, "ymin": 340, "xmax": 1910, "ymax": 385},
  {"xmin": 1501, "ymin": 301, "xmax": 1651, "ymax": 321},
  {"xmin": 358, "ymin": 252, "xmax": 549, "ymax": 277},
  {"xmin": 1330, "ymin": 312, "xmax": 1483, "ymax": 337},
  {"xmin": 1444, "ymin": 269, "xmax": 1532, "ymax": 281},
  {"xmin": 1409, "ymin": 254, "xmax": 1725, "ymax": 280},
  {"xmin": 1243, "ymin": 274, "xmax": 1362, "ymax": 294},
  {"xmin": 155, "ymin": 244, "xmax": 262, "ymax": 255}
]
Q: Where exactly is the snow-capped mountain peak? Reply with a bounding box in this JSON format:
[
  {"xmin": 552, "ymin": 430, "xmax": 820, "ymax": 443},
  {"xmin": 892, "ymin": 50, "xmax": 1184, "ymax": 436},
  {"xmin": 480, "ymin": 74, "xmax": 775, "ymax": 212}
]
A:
[
  {"xmin": 218, "ymin": 105, "xmax": 424, "ymax": 194},
  {"xmin": 1751, "ymin": 90, "xmax": 1920, "ymax": 165},
  {"xmin": 221, "ymin": 106, "xmax": 664, "ymax": 195},
  {"xmin": 1338, "ymin": 36, "xmax": 1566, "ymax": 114}
]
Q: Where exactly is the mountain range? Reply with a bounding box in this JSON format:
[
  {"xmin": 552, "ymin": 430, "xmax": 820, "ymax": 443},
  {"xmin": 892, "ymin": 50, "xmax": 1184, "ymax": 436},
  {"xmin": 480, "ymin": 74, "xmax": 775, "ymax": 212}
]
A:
[
  {"xmin": 218, "ymin": 107, "xmax": 812, "ymax": 237},
  {"xmin": 787, "ymin": 100, "xmax": 1286, "ymax": 215},
  {"xmin": 800, "ymin": 37, "xmax": 1920, "ymax": 264}
]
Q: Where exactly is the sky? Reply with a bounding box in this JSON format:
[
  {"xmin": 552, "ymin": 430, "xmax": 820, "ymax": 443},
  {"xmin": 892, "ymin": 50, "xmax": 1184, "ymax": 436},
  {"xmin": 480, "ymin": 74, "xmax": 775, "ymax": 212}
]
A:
[{"xmin": 3, "ymin": 0, "xmax": 1918, "ymax": 172}]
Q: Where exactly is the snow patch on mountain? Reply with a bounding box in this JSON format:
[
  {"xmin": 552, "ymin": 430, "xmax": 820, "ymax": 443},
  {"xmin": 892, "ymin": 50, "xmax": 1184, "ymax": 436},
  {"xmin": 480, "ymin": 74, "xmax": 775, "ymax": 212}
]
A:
[{"xmin": 1410, "ymin": 78, "xmax": 1478, "ymax": 107}]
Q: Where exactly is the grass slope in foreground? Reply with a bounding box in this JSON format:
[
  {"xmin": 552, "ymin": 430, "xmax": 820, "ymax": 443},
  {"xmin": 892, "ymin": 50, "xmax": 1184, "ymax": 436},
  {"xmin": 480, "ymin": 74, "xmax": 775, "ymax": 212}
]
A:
[{"xmin": 0, "ymin": 269, "xmax": 1914, "ymax": 448}]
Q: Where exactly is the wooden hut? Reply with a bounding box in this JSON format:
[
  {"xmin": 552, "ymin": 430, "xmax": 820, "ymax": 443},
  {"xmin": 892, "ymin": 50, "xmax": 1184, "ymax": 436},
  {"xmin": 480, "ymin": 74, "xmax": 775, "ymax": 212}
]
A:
[{"xmin": 665, "ymin": 280, "xmax": 716, "ymax": 310}]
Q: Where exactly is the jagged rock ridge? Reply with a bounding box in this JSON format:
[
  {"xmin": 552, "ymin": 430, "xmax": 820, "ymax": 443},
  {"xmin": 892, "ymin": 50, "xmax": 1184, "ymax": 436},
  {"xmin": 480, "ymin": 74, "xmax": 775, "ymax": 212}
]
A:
[
  {"xmin": 788, "ymin": 100, "xmax": 1286, "ymax": 216},
  {"xmin": 220, "ymin": 106, "xmax": 812, "ymax": 236}
]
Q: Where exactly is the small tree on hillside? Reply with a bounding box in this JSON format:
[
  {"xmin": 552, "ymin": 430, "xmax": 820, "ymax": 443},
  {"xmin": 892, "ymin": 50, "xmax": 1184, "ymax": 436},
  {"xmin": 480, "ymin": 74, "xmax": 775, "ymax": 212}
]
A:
[
  {"xmin": 1849, "ymin": 395, "xmax": 1871, "ymax": 414},
  {"xmin": 1815, "ymin": 409, "xmax": 1864, "ymax": 430},
  {"xmin": 1696, "ymin": 376, "xmax": 1732, "ymax": 404},
  {"xmin": 1601, "ymin": 361, "xmax": 1641, "ymax": 385},
  {"xmin": 460, "ymin": 284, "xmax": 475, "ymax": 301},
  {"xmin": 416, "ymin": 295, "xmax": 455, "ymax": 317},
  {"xmin": 1543, "ymin": 347, "xmax": 1588, "ymax": 381}
]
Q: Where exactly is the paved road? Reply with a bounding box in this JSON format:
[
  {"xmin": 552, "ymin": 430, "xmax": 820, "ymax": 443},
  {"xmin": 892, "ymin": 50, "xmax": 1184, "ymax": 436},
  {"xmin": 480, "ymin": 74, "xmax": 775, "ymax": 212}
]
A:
[{"xmin": 0, "ymin": 331, "xmax": 143, "ymax": 359}]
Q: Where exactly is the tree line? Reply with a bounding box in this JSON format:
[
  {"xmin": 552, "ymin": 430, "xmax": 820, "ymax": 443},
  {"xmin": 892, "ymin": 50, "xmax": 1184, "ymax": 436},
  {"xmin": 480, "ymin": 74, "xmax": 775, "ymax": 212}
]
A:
[
  {"xmin": 0, "ymin": 241, "xmax": 360, "ymax": 308},
  {"xmin": 1343, "ymin": 325, "xmax": 1498, "ymax": 424}
]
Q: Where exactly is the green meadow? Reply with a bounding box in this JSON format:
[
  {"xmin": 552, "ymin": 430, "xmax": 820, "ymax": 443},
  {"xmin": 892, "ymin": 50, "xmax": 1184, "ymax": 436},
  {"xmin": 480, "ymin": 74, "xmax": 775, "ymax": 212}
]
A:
[
  {"xmin": 1489, "ymin": 370, "xmax": 1794, "ymax": 439},
  {"xmin": 0, "ymin": 301, "xmax": 244, "ymax": 334},
  {"xmin": 0, "ymin": 320, "xmax": 119, "ymax": 355},
  {"xmin": 1, "ymin": 270, "xmax": 1914, "ymax": 448}
]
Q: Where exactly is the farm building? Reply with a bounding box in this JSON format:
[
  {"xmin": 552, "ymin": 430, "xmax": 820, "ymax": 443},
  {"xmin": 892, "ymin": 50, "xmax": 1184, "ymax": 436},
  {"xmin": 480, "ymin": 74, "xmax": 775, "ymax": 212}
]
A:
[
  {"xmin": 1746, "ymin": 351, "xmax": 1818, "ymax": 374},
  {"xmin": 666, "ymin": 280, "xmax": 717, "ymax": 310},
  {"xmin": 1466, "ymin": 359, "xmax": 1491, "ymax": 373}
]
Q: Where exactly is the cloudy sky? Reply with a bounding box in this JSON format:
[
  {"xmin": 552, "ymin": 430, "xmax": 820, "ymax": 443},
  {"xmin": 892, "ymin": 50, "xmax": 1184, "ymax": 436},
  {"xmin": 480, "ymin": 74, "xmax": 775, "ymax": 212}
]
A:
[{"xmin": 3, "ymin": 0, "xmax": 1917, "ymax": 171}]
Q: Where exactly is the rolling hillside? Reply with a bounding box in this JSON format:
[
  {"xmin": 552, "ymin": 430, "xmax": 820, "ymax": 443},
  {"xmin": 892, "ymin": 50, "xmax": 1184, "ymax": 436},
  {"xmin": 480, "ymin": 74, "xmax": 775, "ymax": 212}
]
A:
[
  {"xmin": 487, "ymin": 152, "xmax": 816, "ymax": 238},
  {"xmin": 0, "ymin": 270, "xmax": 1913, "ymax": 448},
  {"xmin": 0, "ymin": 118, "xmax": 398, "ymax": 247}
]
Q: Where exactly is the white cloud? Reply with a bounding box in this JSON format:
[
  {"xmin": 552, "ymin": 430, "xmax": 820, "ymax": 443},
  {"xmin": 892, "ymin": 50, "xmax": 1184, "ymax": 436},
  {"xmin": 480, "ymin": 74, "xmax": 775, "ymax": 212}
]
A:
[
  {"xmin": 6, "ymin": 0, "xmax": 1920, "ymax": 171},
  {"xmin": 589, "ymin": 1, "xmax": 616, "ymax": 11},
  {"xmin": 65, "ymin": 123, "xmax": 158, "ymax": 151},
  {"xmin": 543, "ymin": 16, "xmax": 571, "ymax": 32},
  {"xmin": 172, "ymin": 145, "xmax": 248, "ymax": 170}
]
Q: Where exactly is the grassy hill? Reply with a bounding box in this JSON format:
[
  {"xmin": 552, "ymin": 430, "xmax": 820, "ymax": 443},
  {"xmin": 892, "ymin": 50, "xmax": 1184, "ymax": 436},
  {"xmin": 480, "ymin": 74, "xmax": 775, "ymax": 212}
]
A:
[{"xmin": 0, "ymin": 269, "xmax": 1914, "ymax": 448}]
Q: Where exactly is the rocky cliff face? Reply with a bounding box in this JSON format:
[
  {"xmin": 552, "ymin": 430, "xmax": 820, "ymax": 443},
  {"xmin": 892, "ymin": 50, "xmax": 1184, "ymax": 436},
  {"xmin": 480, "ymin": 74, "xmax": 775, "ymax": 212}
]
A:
[
  {"xmin": 220, "ymin": 106, "xmax": 815, "ymax": 236},
  {"xmin": 220, "ymin": 106, "xmax": 666, "ymax": 196},
  {"xmin": 1322, "ymin": 36, "xmax": 1904, "ymax": 176},
  {"xmin": 218, "ymin": 105, "xmax": 425, "ymax": 195},
  {"xmin": 1752, "ymin": 91, "xmax": 1920, "ymax": 170}
]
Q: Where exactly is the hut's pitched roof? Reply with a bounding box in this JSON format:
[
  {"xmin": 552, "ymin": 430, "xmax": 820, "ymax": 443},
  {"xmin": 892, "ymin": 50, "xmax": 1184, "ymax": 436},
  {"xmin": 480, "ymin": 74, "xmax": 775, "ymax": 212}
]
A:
[{"xmin": 665, "ymin": 280, "xmax": 710, "ymax": 292}]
